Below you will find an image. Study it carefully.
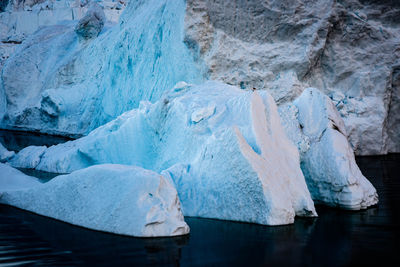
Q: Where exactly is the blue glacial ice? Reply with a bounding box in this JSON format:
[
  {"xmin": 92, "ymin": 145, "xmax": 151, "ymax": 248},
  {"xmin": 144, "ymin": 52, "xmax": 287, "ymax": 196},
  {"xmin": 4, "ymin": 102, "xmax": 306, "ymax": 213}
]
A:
[
  {"xmin": 0, "ymin": 163, "xmax": 189, "ymax": 237},
  {"xmin": 0, "ymin": 0, "xmax": 203, "ymax": 136}
]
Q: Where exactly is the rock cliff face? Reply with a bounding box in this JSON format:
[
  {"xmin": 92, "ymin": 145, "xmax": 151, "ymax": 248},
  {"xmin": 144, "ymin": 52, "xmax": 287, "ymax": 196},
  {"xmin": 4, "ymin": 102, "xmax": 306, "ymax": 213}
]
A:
[{"xmin": 185, "ymin": 0, "xmax": 400, "ymax": 155}]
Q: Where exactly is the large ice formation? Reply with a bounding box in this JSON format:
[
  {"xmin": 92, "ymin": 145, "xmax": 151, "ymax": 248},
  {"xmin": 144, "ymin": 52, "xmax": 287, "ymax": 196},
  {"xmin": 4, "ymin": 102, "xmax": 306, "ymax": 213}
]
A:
[
  {"xmin": 184, "ymin": 0, "xmax": 400, "ymax": 155},
  {"xmin": 0, "ymin": 163, "xmax": 190, "ymax": 237},
  {"xmin": 8, "ymin": 82, "xmax": 380, "ymax": 215},
  {"xmin": 0, "ymin": 0, "xmax": 381, "ymax": 228},
  {"xmin": 0, "ymin": 0, "xmax": 201, "ymax": 136},
  {"xmin": 9, "ymin": 82, "xmax": 317, "ymax": 225},
  {"xmin": 279, "ymin": 88, "xmax": 378, "ymax": 209}
]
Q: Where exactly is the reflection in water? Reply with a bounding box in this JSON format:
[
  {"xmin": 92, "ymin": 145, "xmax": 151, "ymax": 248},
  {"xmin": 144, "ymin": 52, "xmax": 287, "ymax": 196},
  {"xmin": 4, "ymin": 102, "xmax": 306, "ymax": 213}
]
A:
[
  {"xmin": 0, "ymin": 205, "xmax": 189, "ymax": 266},
  {"xmin": 16, "ymin": 168, "xmax": 61, "ymax": 183},
  {"xmin": 0, "ymin": 154, "xmax": 399, "ymax": 266}
]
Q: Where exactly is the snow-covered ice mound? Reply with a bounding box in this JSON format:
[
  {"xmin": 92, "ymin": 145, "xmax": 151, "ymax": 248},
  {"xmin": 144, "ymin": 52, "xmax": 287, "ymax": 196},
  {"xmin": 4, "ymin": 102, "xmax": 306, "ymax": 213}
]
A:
[
  {"xmin": 0, "ymin": 163, "xmax": 40, "ymax": 191},
  {"xmin": 280, "ymin": 88, "xmax": 378, "ymax": 210},
  {"xmin": 0, "ymin": 164, "xmax": 189, "ymax": 237},
  {"xmin": 0, "ymin": 142, "xmax": 14, "ymax": 162},
  {"xmin": 9, "ymin": 145, "xmax": 46, "ymax": 169},
  {"xmin": 10, "ymin": 81, "xmax": 317, "ymax": 225}
]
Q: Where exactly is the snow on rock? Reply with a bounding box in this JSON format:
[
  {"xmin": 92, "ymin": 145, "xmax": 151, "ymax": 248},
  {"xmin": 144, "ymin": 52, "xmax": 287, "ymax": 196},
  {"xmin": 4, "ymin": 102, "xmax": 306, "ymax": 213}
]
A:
[
  {"xmin": 9, "ymin": 145, "xmax": 46, "ymax": 169},
  {"xmin": 280, "ymin": 88, "xmax": 378, "ymax": 210},
  {"xmin": 184, "ymin": 0, "xmax": 400, "ymax": 155},
  {"xmin": 0, "ymin": 142, "xmax": 14, "ymax": 162},
  {"xmin": 0, "ymin": 163, "xmax": 41, "ymax": 191},
  {"xmin": 75, "ymin": 2, "xmax": 105, "ymax": 39},
  {"xmin": 0, "ymin": 0, "xmax": 202, "ymax": 136},
  {"xmin": 0, "ymin": 164, "xmax": 189, "ymax": 237},
  {"xmin": 11, "ymin": 81, "xmax": 317, "ymax": 225}
]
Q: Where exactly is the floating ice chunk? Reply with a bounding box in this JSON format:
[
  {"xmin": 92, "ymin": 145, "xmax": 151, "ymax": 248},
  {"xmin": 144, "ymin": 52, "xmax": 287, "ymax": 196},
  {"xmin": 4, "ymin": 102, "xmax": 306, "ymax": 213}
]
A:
[
  {"xmin": 0, "ymin": 164, "xmax": 189, "ymax": 237},
  {"xmin": 291, "ymin": 88, "xmax": 378, "ymax": 209},
  {"xmin": 0, "ymin": 163, "xmax": 40, "ymax": 191},
  {"xmin": 21, "ymin": 81, "xmax": 316, "ymax": 225},
  {"xmin": 0, "ymin": 142, "xmax": 15, "ymax": 162},
  {"xmin": 9, "ymin": 145, "xmax": 46, "ymax": 169}
]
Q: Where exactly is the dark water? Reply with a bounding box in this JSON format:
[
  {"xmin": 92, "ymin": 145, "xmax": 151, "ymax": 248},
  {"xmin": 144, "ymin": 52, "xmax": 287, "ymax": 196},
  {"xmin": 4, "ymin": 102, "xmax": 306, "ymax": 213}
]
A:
[
  {"xmin": 0, "ymin": 129, "xmax": 72, "ymax": 152},
  {"xmin": 0, "ymin": 131, "xmax": 399, "ymax": 266},
  {"xmin": 16, "ymin": 168, "xmax": 60, "ymax": 183}
]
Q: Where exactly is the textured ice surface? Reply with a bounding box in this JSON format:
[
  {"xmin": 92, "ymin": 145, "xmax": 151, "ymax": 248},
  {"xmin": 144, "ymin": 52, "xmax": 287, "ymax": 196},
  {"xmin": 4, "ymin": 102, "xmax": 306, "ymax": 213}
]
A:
[
  {"xmin": 0, "ymin": 164, "xmax": 189, "ymax": 237},
  {"xmin": 9, "ymin": 145, "xmax": 46, "ymax": 169},
  {"xmin": 74, "ymin": 2, "xmax": 105, "ymax": 39},
  {"xmin": 0, "ymin": 142, "xmax": 14, "ymax": 162},
  {"xmin": 0, "ymin": 163, "xmax": 40, "ymax": 191},
  {"xmin": 0, "ymin": 0, "xmax": 202, "ymax": 136},
  {"xmin": 280, "ymin": 88, "xmax": 378, "ymax": 209},
  {"xmin": 10, "ymin": 81, "xmax": 317, "ymax": 225}
]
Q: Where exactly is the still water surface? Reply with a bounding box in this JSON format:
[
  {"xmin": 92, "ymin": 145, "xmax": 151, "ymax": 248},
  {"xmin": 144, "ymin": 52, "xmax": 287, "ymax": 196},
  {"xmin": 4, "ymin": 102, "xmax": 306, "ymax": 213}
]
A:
[{"xmin": 0, "ymin": 131, "xmax": 399, "ymax": 266}]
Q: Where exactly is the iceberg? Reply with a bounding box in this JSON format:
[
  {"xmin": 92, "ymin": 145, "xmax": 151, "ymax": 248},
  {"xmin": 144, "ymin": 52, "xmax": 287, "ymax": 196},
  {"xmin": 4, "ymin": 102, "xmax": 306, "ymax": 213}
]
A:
[
  {"xmin": 9, "ymin": 82, "xmax": 378, "ymax": 212},
  {"xmin": 0, "ymin": 164, "xmax": 189, "ymax": 237},
  {"xmin": 10, "ymin": 81, "xmax": 317, "ymax": 225},
  {"xmin": 0, "ymin": 0, "xmax": 381, "ymax": 232},
  {"xmin": 280, "ymin": 88, "xmax": 378, "ymax": 209}
]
